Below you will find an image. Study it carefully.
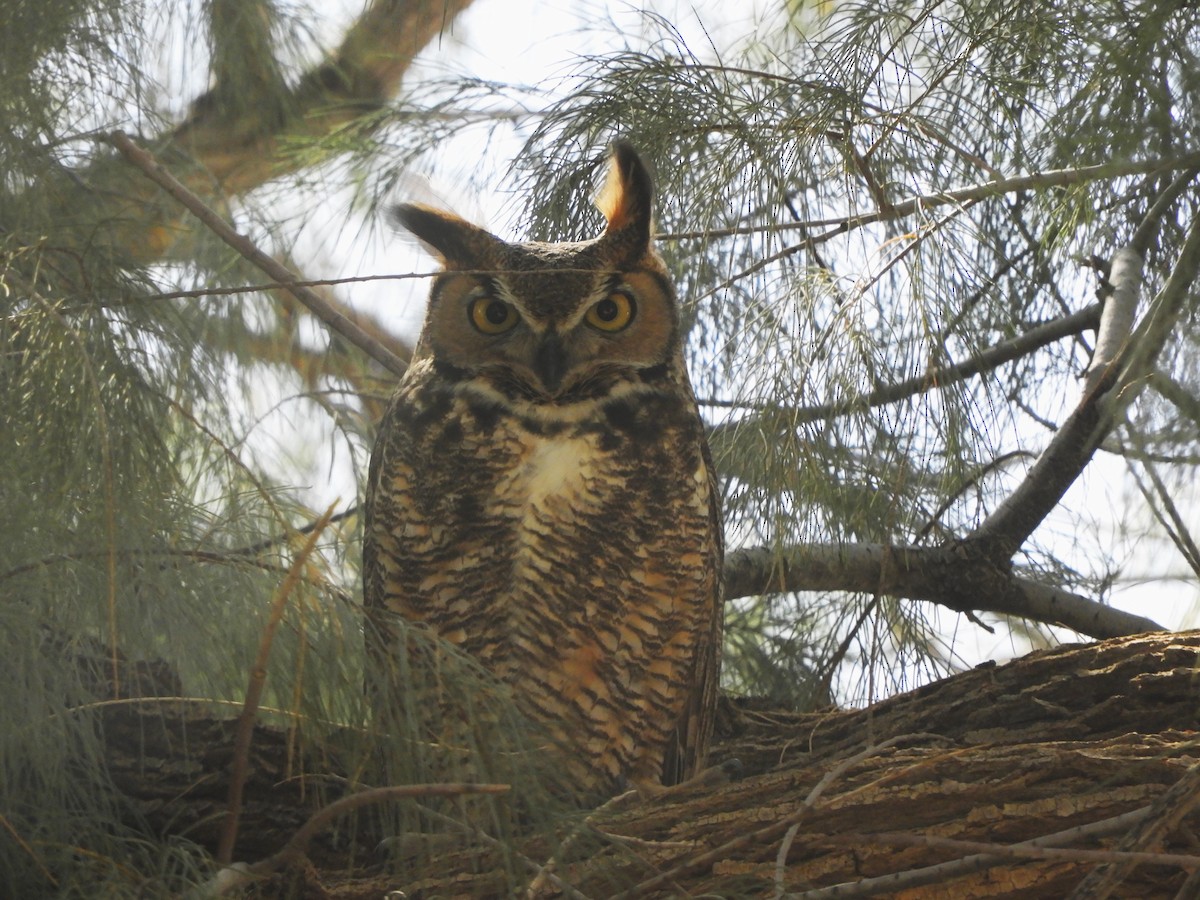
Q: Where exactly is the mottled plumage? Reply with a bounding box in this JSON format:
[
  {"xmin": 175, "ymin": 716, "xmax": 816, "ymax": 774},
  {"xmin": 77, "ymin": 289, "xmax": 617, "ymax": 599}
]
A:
[{"xmin": 363, "ymin": 144, "xmax": 722, "ymax": 794}]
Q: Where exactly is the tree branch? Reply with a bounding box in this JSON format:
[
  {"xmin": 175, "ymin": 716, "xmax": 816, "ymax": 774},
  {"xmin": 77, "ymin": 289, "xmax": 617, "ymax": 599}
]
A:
[
  {"xmin": 1150, "ymin": 370, "xmax": 1200, "ymax": 430},
  {"xmin": 110, "ymin": 132, "xmax": 408, "ymax": 377},
  {"xmin": 34, "ymin": 0, "xmax": 477, "ymax": 266},
  {"xmin": 173, "ymin": 0, "xmax": 478, "ymax": 196},
  {"xmin": 1084, "ymin": 248, "xmax": 1142, "ymax": 394},
  {"xmin": 614, "ymin": 733, "xmax": 949, "ymax": 900},
  {"xmin": 722, "ymin": 542, "xmax": 1163, "ymax": 638},
  {"xmin": 1066, "ymin": 759, "xmax": 1200, "ymax": 899},
  {"xmin": 199, "ymin": 783, "xmax": 512, "ymax": 897},
  {"xmin": 709, "ymin": 303, "xmax": 1100, "ymax": 445},
  {"xmin": 218, "ymin": 505, "xmax": 337, "ymax": 864},
  {"xmin": 791, "ymin": 806, "xmax": 1162, "ymax": 900},
  {"xmin": 660, "ymin": 152, "xmax": 1200, "ymax": 243},
  {"xmin": 970, "ymin": 212, "xmax": 1200, "ymax": 562}
]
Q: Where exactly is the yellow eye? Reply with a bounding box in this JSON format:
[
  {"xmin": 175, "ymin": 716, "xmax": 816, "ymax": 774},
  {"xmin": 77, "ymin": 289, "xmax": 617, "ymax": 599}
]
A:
[
  {"xmin": 468, "ymin": 296, "xmax": 519, "ymax": 335},
  {"xmin": 585, "ymin": 291, "xmax": 636, "ymax": 332}
]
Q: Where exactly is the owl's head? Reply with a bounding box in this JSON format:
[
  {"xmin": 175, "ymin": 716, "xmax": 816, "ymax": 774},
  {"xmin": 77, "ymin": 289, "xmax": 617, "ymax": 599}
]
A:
[{"xmin": 394, "ymin": 143, "xmax": 682, "ymax": 404}]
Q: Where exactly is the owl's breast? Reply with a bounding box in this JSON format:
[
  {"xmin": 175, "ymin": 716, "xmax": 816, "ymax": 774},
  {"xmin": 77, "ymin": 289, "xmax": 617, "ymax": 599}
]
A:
[
  {"xmin": 366, "ymin": 369, "xmax": 720, "ymax": 791},
  {"xmin": 506, "ymin": 430, "xmax": 599, "ymax": 513}
]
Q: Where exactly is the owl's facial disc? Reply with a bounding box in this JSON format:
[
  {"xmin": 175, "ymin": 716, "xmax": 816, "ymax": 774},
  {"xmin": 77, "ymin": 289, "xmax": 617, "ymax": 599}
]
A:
[{"xmin": 423, "ymin": 267, "xmax": 676, "ymax": 404}]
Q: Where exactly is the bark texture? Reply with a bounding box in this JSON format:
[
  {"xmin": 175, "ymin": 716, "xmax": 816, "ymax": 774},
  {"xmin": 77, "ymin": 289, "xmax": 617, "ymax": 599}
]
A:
[{"xmin": 94, "ymin": 630, "xmax": 1200, "ymax": 897}]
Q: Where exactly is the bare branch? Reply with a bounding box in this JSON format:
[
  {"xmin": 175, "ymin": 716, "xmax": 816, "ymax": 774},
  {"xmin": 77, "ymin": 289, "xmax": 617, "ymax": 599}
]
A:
[
  {"xmin": 970, "ymin": 213, "xmax": 1200, "ymax": 562},
  {"xmin": 1124, "ymin": 445, "xmax": 1200, "ymax": 578},
  {"xmin": 1067, "ymin": 759, "xmax": 1200, "ymax": 899},
  {"xmin": 723, "ymin": 543, "xmax": 1163, "ymax": 638},
  {"xmin": 613, "ymin": 733, "xmax": 949, "ymax": 900},
  {"xmin": 198, "ymin": 783, "xmax": 511, "ymax": 898},
  {"xmin": 660, "ymin": 152, "xmax": 1200, "ymax": 243},
  {"xmin": 709, "ymin": 303, "xmax": 1100, "ymax": 445},
  {"xmin": 1150, "ymin": 371, "xmax": 1200, "ymax": 430},
  {"xmin": 788, "ymin": 806, "xmax": 1161, "ymax": 900},
  {"xmin": 1084, "ymin": 248, "xmax": 1143, "ymax": 394},
  {"xmin": 172, "ymin": 0, "xmax": 479, "ymax": 196},
  {"xmin": 110, "ymin": 133, "xmax": 408, "ymax": 377},
  {"xmin": 816, "ymin": 829, "xmax": 1200, "ymax": 874},
  {"xmin": 1129, "ymin": 167, "xmax": 1200, "ymax": 256},
  {"xmin": 218, "ymin": 504, "xmax": 337, "ymax": 864},
  {"xmin": 23, "ymin": 0, "xmax": 478, "ymax": 267}
]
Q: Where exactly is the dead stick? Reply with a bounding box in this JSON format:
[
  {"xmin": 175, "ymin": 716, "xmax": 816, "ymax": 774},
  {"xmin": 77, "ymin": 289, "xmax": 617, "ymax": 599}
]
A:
[
  {"xmin": 1066, "ymin": 758, "xmax": 1200, "ymax": 899},
  {"xmin": 198, "ymin": 784, "xmax": 511, "ymax": 898},
  {"xmin": 819, "ymin": 829, "xmax": 1200, "ymax": 869},
  {"xmin": 216, "ymin": 504, "xmax": 336, "ymax": 863},
  {"xmin": 253, "ymin": 783, "xmax": 510, "ymax": 873},
  {"xmin": 615, "ymin": 733, "xmax": 948, "ymax": 899},
  {"xmin": 788, "ymin": 806, "xmax": 1156, "ymax": 899}
]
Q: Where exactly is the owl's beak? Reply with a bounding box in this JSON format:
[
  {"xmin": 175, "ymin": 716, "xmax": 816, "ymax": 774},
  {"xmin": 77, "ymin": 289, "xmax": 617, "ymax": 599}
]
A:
[{"xmin": 534, "ymin": 332, "xmax": 568, "ymax": 394}]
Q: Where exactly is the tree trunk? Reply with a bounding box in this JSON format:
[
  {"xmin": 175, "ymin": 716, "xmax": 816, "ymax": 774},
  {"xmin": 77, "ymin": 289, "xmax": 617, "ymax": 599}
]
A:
[{"xmin": 96, "ymin": 630, "xmax": 1200, "ymax": 897}]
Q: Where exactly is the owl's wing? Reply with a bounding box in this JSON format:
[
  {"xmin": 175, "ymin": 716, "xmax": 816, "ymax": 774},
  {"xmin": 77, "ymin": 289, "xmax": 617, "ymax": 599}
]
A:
[
  {"xmin": 662, "ymin": 435, "xmax": 724, "ymax": 785},
  {"xmin": 361, "ymin": 402, "xmax": 391, "ymax": 616},
  {"xmin": 361, "ymin": 375, "xmax": 422, "ymax": 644}
]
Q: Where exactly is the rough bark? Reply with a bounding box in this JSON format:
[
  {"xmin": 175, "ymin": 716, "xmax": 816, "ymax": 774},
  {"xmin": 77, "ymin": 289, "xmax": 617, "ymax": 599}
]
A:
[{"xmin": 89, "ymin": 630, "xmax": 1200, "ymax": 898}]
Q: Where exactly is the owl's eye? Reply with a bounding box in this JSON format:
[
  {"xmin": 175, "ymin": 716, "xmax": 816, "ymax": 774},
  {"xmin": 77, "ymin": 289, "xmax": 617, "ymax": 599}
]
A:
[
  {"xmin": 468, "ymin": 296, "xmax": 519, "ymax": 335},
  {"xmin": 585, "ymin": 291, "xmax": 636, "ymax": 332}
]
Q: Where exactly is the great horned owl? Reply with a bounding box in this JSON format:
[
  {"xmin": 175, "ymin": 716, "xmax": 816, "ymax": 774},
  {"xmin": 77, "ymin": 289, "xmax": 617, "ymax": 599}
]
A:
[{"xmin": 363, "ymin": 143, "xmax": 723, "ymax": 795}]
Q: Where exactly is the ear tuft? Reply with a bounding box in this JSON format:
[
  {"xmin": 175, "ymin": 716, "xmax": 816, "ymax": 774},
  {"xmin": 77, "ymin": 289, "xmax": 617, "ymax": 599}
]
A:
[
  {"xmin": 594, "ymin": 141, "xmax": 654, "ymax": 251},
  {"xmin": 390, "ymin": 203, "xmax": 497, "ymax": 266}
]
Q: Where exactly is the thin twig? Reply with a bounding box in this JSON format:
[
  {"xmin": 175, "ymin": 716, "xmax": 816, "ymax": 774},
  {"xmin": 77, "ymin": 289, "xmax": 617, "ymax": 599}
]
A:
[
  {"xmin": 818, "ymin": 829, "xmax": 1200, "ymax": 870},
  {"xmin": 0, "ymin": 546, "xmax": 292, "ymax": 584},
  {"xmin": 1151, "ymin": 370, "xmax": 1200, "ymax": 430},
  {"xmin": 1130, "ymin": 167, "xmax": 1200, "ymax": 256},
  {"xmin": 970, "ymin": 212, "xmax": 1200, "ymax": 563},
  {"xmin": 108, "ymin": 132, "xmax": 408, "ymax": 377},
  {"xmin": 776, "ymin": 822, "xmax": 804, "ymax": 899},
  {"xmin": 413, "ymin": 803, "xmax": 595, "ymax": 900},
  {"xmin": 0, "ymin": 812, "xmax": 58, "ymax": 887},
  {"xmin": 1173, "ymin": 866, "xmax": 1200, "ymax": 900},
  {"xmin": 196, "ymin": 784, "xmax": 511, "ymax": 898},
  {"xmin": 1066, "ymin": 758, "xmax": 1200, "ymax": 899},
  {"xmin": 709, "ymin": 302, "xmax": 1100, "ymax": 442},
  {"xmin": 811, "ymin": 595, "xmax": 882, "ymax": 705},
  {"xmin": 1123, "ymin": 437, "xmax": 1200, "ymax": 577},
  {"xmin": 786, "ymin": 805, "xmax": 1157, "ymax": 899},
  {"xmin": 528, "ymin": 791, "xmax": 638, "ymax": 898},
  {"xmin": 914, "ymin": 450, "xmax": 1034, "ymax": 541},
  {"xmin": 259, "ymin": 784, "xmax": 509, "ymax": 873},
  {"xmin": 230, "ymin": 505, "xmax": 360, "ymax": 557},
  {"xmin": 613, "ymin": 733, "xmax": 948, "ymax": 899},
  {"xmin": 659, "ymin": 152, "xmax": 1200, "ymax": 242}
]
